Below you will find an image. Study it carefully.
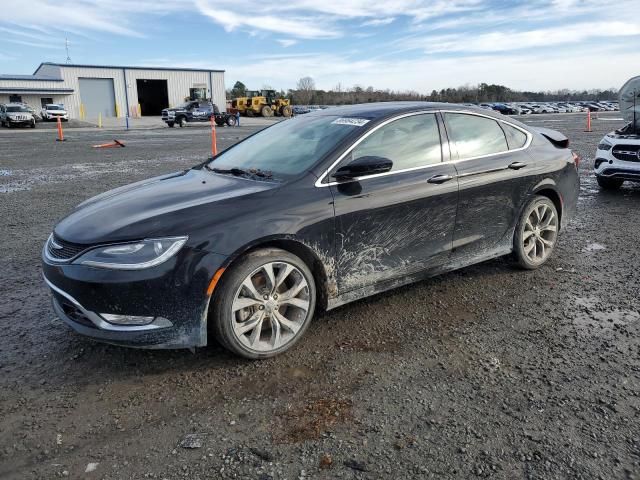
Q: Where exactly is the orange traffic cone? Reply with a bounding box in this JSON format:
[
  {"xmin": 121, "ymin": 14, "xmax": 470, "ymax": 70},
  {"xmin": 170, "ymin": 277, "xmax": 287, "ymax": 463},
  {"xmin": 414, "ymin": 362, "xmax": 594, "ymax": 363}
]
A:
[
  {"xmin": 210, "ymin": 116, "xmax": 218, "ymax": 157},
  {"xmin": 585, "ymin": 110, "xmax": 592, "ymax": 132},
  {"xmin": 56, "ymin": 117, "xmax": 65, "ymax": 142}
]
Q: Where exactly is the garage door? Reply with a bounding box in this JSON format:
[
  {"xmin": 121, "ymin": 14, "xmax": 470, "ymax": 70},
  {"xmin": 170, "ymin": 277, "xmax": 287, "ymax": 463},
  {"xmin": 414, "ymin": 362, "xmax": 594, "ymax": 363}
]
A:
[{"xmin": 78, "ymin": 78, "xmax": 116, "ymax": 118}]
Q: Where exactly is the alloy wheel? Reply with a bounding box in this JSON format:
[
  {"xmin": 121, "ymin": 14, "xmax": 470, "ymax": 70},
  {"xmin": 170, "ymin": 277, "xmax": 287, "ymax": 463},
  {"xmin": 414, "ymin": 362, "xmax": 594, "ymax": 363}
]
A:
[
  {"xmin": 231, "ymin": 262, "xmax": 310, "ymax": 352},
  {"xmin": 523, "ymin": 203, "xmax": 558, "ymax": 263}
]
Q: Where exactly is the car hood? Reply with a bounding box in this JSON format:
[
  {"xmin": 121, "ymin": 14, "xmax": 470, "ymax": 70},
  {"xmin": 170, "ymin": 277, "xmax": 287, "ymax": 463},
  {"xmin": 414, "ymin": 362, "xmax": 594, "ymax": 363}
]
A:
[{"xmin": 54, "ymin": 168, "xmax": 276, "ymax": 244}]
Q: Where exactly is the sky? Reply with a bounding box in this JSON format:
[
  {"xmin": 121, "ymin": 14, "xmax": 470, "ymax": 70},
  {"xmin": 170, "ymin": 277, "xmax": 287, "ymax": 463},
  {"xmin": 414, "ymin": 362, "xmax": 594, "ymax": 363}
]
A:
[{"xmin": 1, "ymin": 0, "xmax": 639, "ymax": 93}]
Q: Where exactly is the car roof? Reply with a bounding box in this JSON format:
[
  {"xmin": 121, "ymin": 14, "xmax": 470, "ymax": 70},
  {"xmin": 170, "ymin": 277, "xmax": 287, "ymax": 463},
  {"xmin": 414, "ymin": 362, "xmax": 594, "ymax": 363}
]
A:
[{"xmin": 306, "ymin": 101, "xmax": 501, "ymax": 121}]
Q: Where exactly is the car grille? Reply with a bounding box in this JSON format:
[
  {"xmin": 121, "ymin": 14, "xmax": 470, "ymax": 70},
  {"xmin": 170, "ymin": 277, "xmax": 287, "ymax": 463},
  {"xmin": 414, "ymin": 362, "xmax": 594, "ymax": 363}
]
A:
[
  {"xmin": 47, "ymin": 234, "xmax": 89, "ymax": 261},
  {"xmin": 612, "ymin": 144, "xmax": 640, "ymax": 162}
]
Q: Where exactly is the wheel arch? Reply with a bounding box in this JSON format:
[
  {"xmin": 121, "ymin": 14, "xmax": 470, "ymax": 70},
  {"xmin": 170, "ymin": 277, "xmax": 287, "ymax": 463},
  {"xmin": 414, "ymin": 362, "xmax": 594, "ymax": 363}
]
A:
[
  {"xmin": 212, "ymin": 236, "xmax": 333, "ymax": 313},
  {"xmin": 532, "ymin": 181, "xmax": 563, "ymax": 226}
]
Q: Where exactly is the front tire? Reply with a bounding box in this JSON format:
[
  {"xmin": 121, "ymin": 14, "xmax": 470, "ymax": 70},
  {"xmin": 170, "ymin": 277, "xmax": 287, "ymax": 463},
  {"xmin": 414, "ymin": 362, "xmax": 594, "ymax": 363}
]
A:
[
  {"xmin": 178, "ymin": 117, "xmax": 187, "ymax": 128},
  {"xmin": 596, "ymin": 176, "xmax": 623, "ymax": 190},
  {"xmin": 513, "ymin": 196, "xmax": 559, "ymax": 270},
  {"xmin": 226, "ymin": 115, "xmax": 237, "ymax": 127},
  {"xmin": 211, "ymin": 248, "xmax": 316, "ymax": 359},
  {"xmin": 167, "ymin": 122, "xmax": 175, "ymax": 128},
  {"xmin": 30, "ymin": 119, "xmax": 36, "ymax": 128}
]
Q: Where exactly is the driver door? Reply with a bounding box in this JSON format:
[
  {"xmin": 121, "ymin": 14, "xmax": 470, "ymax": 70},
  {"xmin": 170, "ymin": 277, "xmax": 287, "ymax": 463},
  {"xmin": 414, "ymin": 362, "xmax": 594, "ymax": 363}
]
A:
[{"xmin": 328, "ymin": 112, "xmax": 459, "ymax": 293}]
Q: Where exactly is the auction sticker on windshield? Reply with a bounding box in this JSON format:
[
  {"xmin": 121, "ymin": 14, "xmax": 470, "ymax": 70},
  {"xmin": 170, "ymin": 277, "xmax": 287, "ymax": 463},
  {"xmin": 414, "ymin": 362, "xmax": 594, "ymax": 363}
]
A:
[{"xmin": 331, "ymin": 118, "xmax": 370, "ymax": 127}]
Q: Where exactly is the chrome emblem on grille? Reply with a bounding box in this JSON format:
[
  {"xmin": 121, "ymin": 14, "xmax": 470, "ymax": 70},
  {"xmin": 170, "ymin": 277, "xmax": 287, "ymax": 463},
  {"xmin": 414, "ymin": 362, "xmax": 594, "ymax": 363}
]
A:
[{"xmin": 50, "ymin": 239, "xmax": 63, "ymax": 250}]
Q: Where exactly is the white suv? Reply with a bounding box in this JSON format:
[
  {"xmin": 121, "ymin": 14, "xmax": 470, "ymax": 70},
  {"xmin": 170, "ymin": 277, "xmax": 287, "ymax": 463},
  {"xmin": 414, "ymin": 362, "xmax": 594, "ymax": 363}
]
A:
[
  {"xmin": 41, "ymin": 104, "xmax": 69, "ymax": 122},
  {"xmin": 0, "ymin": 103, "xmax": 36, "ymax": 128},
  {"xmin": 594, "ymin": 123, "xmax": 640, "ymax": 189}
]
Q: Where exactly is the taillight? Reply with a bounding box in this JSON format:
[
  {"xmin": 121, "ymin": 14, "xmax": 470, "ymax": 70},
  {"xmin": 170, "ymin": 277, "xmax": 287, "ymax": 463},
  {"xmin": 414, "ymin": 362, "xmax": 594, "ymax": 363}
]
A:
[{"xmin": 571, "ymin": 151, "xmax": 580, "ymax": 168}]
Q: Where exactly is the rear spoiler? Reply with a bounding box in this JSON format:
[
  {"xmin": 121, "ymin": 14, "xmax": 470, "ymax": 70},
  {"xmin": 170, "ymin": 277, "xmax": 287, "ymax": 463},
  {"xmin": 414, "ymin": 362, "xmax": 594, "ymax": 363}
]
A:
[{"xmin": 533, "ymin": 127, "xmax": 570, "ymax": 148}]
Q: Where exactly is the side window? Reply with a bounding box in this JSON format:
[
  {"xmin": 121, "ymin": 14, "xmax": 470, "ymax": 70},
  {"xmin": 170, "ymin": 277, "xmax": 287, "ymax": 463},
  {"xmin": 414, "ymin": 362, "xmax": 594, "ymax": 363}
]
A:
[
  {"xmin": 501, "ymin": 123, "xmax": 528, "ymax": 150},
  {"xmin": 347, "ymin": 114, "xmax": 442, "ymax": 172},
  {"xmin": 445, "ymin": 113, "xmax": 508, "ymax": 160}
]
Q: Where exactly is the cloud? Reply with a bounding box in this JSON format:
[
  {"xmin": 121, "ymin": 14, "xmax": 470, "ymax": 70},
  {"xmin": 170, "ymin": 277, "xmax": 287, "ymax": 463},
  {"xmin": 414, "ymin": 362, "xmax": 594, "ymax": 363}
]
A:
[
  {"xmin": 277, "ymin": 39, "xmax": 298, "ymax": 47},
  {"xmin": 4, "ymin": 39, "xmax": 64, "ymax": 50},
  {"xmin": 404, "ymin": 22, "xmax": 640, "ymax": 54},
  {"xmin": 361, "ymin": 17, "xmax": 396, "ymax": 27},
  {"xmin": 223, "ymin": 44, "xmax": 640, "ymax": 92}
]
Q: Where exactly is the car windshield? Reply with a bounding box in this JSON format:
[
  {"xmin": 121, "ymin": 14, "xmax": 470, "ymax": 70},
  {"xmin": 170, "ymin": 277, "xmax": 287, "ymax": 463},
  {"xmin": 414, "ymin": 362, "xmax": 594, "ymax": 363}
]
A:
[
  {"xmin": 206, "ymin": 115, "xmax": 367, "ymax": 180},
  {"xmin": 47, "ymin": 105, "xmax": 62, "ymax": 110},
  {"xmin": 6, "ymin": 106, "xmax": 29, "ymax": 112}
]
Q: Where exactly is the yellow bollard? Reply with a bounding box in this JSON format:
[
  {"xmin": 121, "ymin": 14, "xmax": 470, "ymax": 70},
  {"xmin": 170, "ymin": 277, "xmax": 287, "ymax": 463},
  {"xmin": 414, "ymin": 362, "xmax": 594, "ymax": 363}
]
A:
[
  {"xmin": 115, "ymin": 104, "xmax": 120, "ymax": 118},
  {"xmin": 98, "ymin": 112, "xmax": 102, "ymax": 128},
  {"xmin": 137, "ymin": 103, "xmax": 142, "ymax": 118},
  {"xmin": 79, "ymin": 104, "xmax": 85, "ymax": 120}
]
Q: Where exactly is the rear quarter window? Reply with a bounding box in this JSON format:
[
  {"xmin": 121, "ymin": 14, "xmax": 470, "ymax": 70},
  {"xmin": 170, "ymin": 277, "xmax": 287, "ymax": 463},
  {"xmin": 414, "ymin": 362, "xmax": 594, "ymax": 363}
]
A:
[{"xmin": 501, "ymin": 123, "xmax": 528, "ymax": 149}]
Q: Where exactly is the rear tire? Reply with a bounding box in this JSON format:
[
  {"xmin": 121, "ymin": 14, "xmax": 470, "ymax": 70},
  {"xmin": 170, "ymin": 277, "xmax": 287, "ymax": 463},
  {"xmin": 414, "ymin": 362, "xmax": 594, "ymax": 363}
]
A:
[
  {"xmin": 226, "ymin": 115, "xmax": 237, "ymax": 127},
  {"xmin": 596, "ymin": 176, "xmax": 623, "ymax": 190},
  {"xmin": 211, "ymin": 248, "xmax": 316, "ymax": 359},
  {"xmin": 513, "ymin": 195, "xmax": 559, "ymax": 270}
]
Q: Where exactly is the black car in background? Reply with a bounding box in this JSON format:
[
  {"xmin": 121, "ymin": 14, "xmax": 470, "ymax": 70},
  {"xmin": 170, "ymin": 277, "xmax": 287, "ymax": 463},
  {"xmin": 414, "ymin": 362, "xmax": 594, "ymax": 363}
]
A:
[
  {"xmin": 43, "ymin": 103, "xmax": 580, "ymax": 359},
  {"xmin": 492, "ymin": 103, "xmax": 518, "ymax": 115},
  {"xmin": 161, "ymin": 100, "xmax": 237, "ymax": 127}
]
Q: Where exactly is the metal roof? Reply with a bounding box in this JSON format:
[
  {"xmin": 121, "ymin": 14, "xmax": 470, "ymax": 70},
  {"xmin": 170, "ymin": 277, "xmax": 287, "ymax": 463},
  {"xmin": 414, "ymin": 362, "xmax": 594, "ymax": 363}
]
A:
[
  {"xmin": 34, "ymin": 62, "xmax": 225, "ymax": 74},
  {"xmin": 0, "ymin": 74, "xmax": 63, "ymax": 82},
  {"xmin": 0, "ymin": 87, "xmax": 73, "ymax": 93}
]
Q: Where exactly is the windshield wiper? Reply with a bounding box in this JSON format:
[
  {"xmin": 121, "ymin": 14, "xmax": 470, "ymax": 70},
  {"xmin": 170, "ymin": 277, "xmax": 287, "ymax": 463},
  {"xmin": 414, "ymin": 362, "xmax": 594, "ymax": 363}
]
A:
[{"xmin": 206, "ymin": 165, "xmax": 273, "ymax": 179}]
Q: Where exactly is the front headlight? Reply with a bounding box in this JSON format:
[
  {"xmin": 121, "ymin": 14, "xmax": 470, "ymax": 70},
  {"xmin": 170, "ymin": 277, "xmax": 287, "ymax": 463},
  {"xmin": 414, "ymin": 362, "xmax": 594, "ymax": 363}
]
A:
[
  {"xmin": 597, "ymin": 141, "xmax": 612, "ymax": 151},
  {"xmin": 74, "ymin": 236, "xmax": 187, "ymax": 270}
]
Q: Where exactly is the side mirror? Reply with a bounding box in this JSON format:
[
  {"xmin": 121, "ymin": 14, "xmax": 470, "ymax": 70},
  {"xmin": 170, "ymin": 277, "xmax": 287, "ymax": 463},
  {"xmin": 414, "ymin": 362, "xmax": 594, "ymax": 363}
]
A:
[{"xmin": 332, "ymin": 156, "xmax": 393, "ymax": 180}]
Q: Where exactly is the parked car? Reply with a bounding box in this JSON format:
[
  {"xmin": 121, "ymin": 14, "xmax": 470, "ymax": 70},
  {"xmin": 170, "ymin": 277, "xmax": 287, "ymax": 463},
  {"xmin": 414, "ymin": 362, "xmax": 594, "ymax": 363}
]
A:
[
  {"xmin": 492, "ymin": 103, "xmax": 518, "ymax": 115},
  {"xmin": 517, "ymin": 105, "xmax": 534, "ymax": 115},
  {"xmin": 42, "ymin": 103, "xmax": 579, "ymax": 358},
  {"xmin": 292, "ymin": 106, "xmax": 311, "ymax": 115},
  {"xmin": 531, "ymin": 104, "xmax": 557, "ymax": 114},
  {"xmin": 0, "ymin": 103, "xmax": 36, "ymax": 128},
  {"xmin": 21, "ymin": 103, "xmax": 42, "ymax": 121},
  {"xmin": 41, "ymin": 104, "xmax": 69, "ymax": 122},
  {"xmin": 162, "ymin": 100, "xmax": 236, "ymax": 128}
]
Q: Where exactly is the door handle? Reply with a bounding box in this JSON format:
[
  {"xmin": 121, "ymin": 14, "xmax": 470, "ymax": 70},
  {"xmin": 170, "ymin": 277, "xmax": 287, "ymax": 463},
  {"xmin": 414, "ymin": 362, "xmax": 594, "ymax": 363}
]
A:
[
  {"xmin": 508, "ymin": 161, "xmax": 527, "ymax": 170},
  {"xmin": 427, "ymin": 174, "xmax": 454, "ymax": 184}
]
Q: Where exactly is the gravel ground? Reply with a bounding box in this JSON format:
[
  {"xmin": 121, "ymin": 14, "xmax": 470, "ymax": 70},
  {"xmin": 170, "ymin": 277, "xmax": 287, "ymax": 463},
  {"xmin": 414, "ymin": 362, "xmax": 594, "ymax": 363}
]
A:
[{"xmin": 0, "ymin": 112, "xmax": 638, "ymax": 480}]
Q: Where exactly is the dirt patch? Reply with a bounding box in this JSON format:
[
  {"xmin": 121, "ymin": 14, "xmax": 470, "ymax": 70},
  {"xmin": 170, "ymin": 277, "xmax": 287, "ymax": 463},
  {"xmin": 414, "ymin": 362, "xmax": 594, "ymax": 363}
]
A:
[{"xmin": 272, "ymin": 398, "xmax": 353, "ymax": 444}]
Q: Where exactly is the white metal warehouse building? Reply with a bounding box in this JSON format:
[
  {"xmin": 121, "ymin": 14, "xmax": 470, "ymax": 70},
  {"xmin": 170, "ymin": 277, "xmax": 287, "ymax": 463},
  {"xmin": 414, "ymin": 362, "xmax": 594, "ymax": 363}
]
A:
[{"xmin": 0, "ymin": 63, "xmax": 226, "ymax": 120}]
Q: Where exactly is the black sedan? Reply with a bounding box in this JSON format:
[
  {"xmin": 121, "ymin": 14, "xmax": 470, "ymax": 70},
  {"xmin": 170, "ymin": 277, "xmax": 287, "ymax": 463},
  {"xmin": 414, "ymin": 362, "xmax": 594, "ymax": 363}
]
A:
[{"xmin": 42, "ymin": 103, "xmax": 580, "ymax": 359}]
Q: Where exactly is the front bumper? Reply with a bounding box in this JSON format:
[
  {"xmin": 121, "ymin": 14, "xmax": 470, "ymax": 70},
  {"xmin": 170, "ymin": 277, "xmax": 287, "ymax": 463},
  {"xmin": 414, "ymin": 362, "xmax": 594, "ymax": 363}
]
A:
[
  {"xmin": 42, "ymin": 247, "xmax": 227, "ymax": 349},
  {"xmin": 594, "ymin": 149, "xmax": 640, "ymax": 182},
  {"xmin": 7, "ymin": 118, "xmax": 33, "ymax": 125}
]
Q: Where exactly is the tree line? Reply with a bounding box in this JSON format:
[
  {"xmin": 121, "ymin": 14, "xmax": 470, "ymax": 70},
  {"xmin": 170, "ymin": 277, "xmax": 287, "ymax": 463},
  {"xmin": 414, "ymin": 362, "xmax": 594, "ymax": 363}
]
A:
[{"xmin": 227, "ymin": 78, "xmax": 618, "ymax": 106}]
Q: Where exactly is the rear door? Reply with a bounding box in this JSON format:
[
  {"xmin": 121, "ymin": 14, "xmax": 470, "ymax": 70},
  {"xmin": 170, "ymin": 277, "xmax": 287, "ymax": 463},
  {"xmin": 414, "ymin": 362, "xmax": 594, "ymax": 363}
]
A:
[
  {"xmin": 327, "ymin": 112, "xmax": 459, "ymax": 293},
  {"xmin": 443, "ymin": 111, "xmax": 532, "ymax": 259},
  {"xmin": 192, "ymin": 102, "xmax": 212, "ymax": 122}
]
